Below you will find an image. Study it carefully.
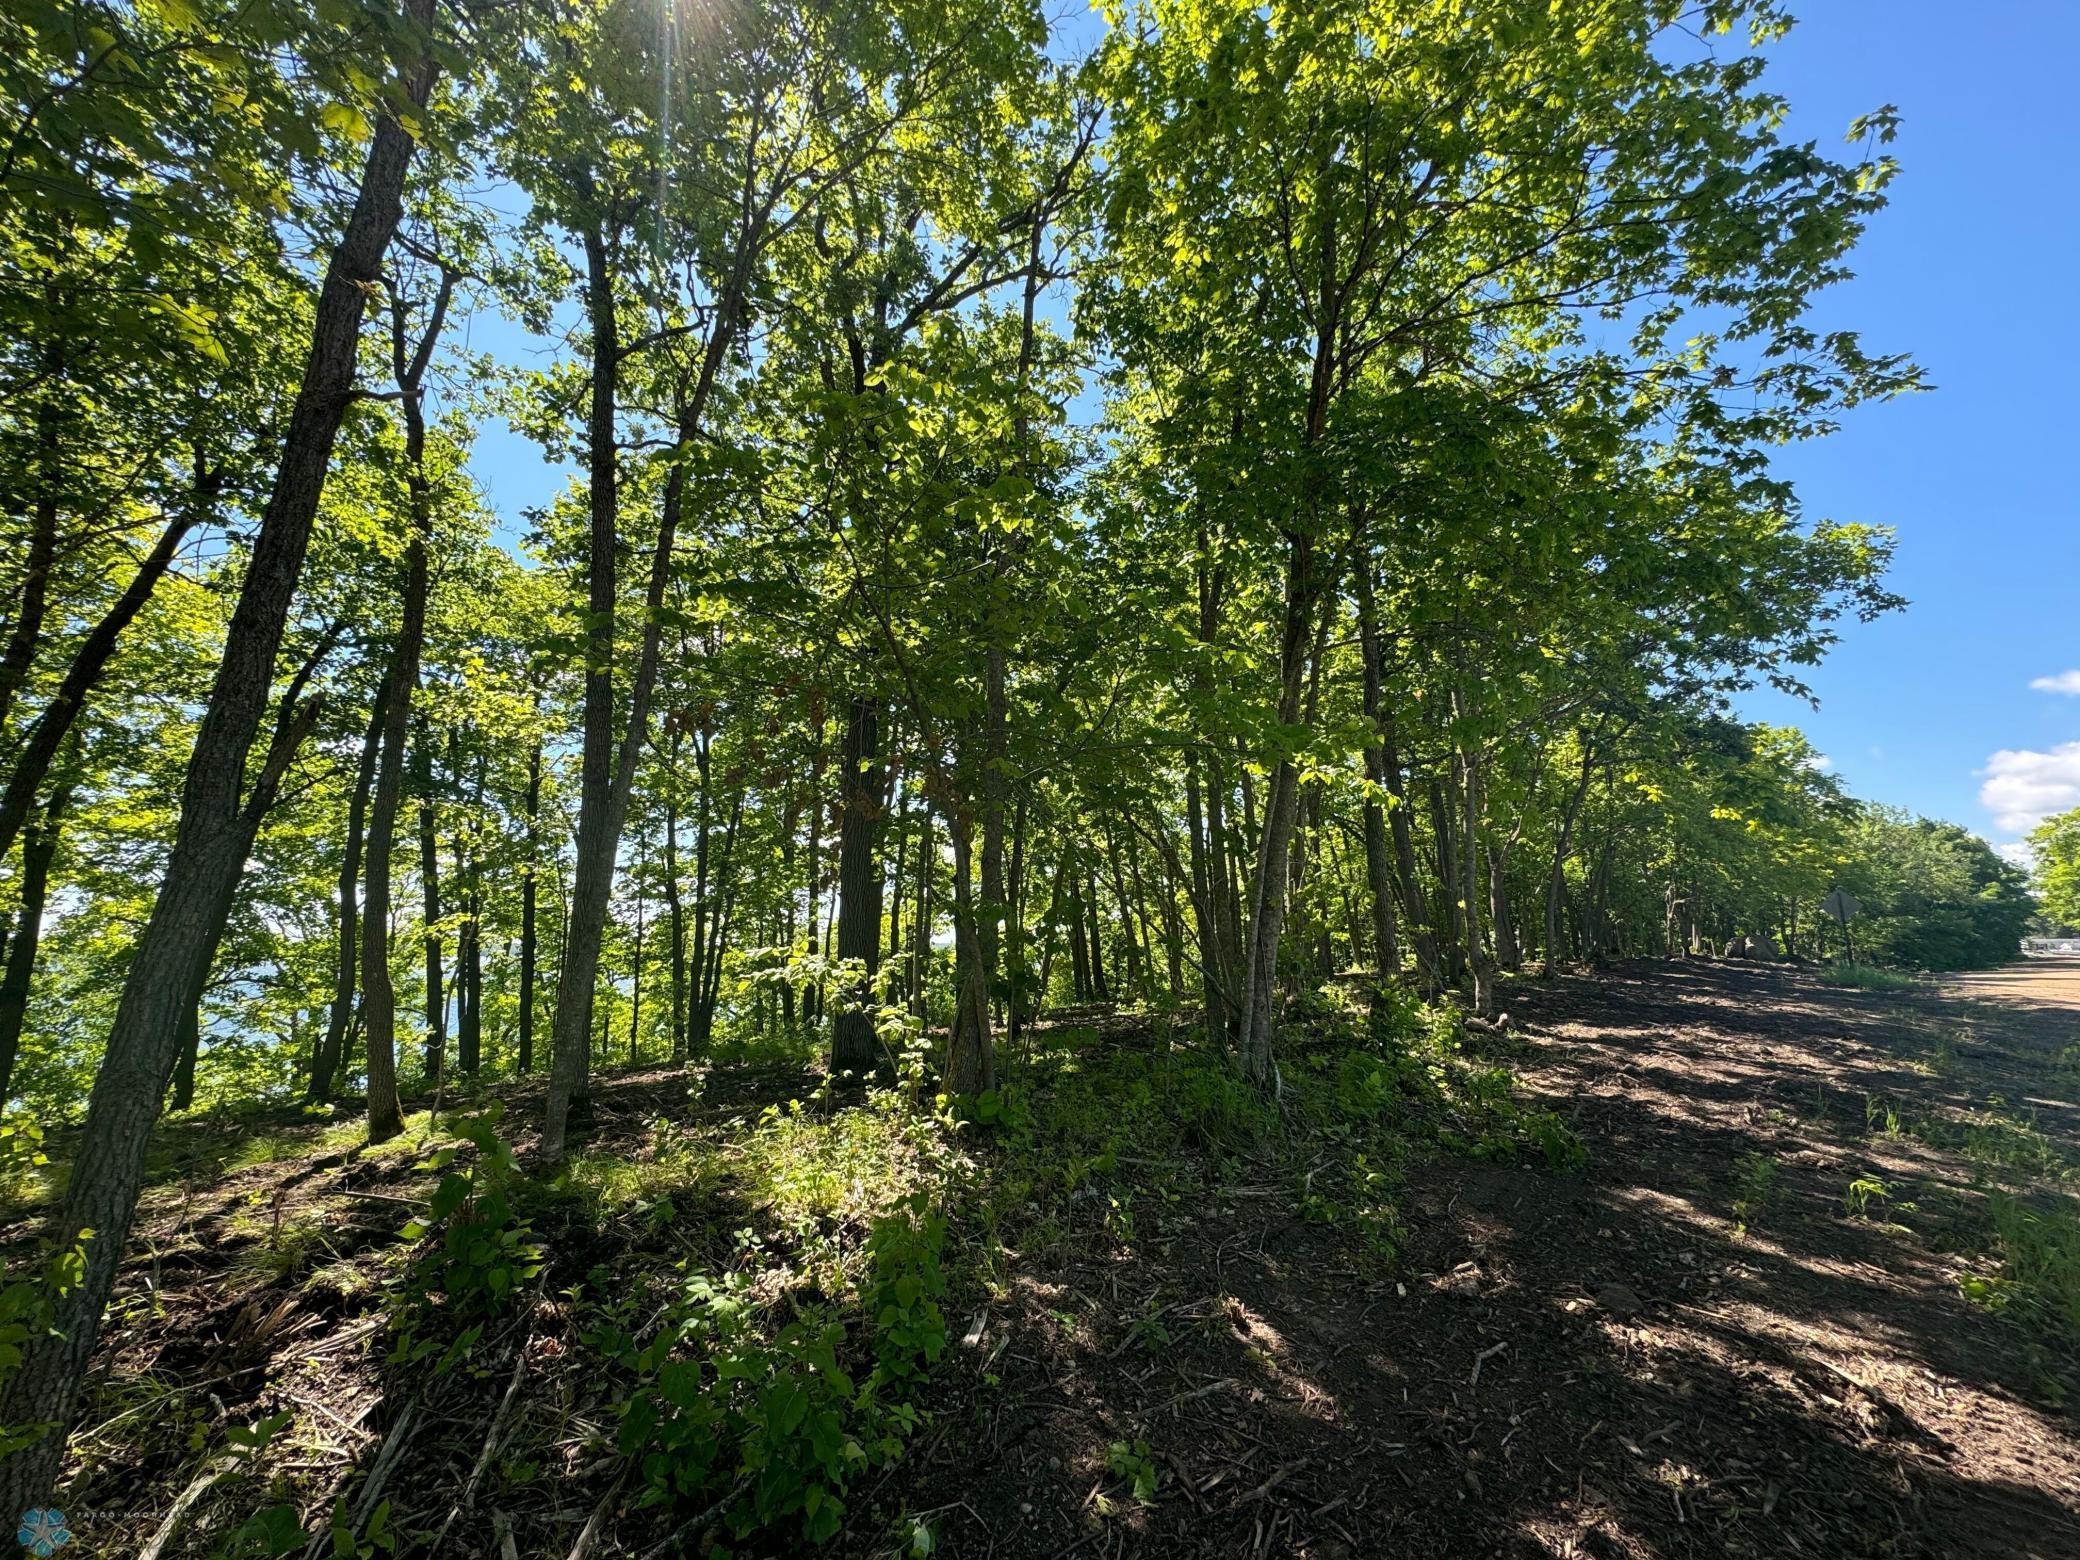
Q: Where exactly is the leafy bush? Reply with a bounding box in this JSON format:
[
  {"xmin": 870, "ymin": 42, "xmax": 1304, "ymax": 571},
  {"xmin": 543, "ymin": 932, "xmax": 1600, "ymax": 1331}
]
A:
[
  {"xmin": 863, "ymin": 1193, "xmax": 948, "ymax": 1388},
  {"xmin": 393, "ymin": 1105, "xmax": 542, "ymax": 1365},
  {"xmin": 604, "ymin": 1195, "xmax": 950, "ymax": 1546}
]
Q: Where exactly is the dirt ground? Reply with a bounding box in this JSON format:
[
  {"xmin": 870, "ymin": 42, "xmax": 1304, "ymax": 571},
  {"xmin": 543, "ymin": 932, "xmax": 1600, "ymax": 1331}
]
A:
[
  {"xmin": 1946, "ymin": 960, "xmax": 2080, "ymax": 1017},
  {"xmin": 18, "ymin": 960, "xmax": 2080, "ymax": 1557},
  {"xmin": 896, "ymin": 960, "xmax": 2080, "ymax": 1560}
]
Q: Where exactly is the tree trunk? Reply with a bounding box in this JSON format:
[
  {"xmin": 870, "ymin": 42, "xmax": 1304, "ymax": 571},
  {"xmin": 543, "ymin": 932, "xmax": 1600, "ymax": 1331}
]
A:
[
  {"xmin": 1544, "ymin": 744, "xmax": 1596, "ymax": 977},
  {"xmin": 693, "ymin": 792, "xmax": 741, "ymax": 1051},
  {"xmin": 309, "ymin": 681, "xmax": 386, "ymax": 1100},
  {"xmin": 364, "ymin": 543, "xmax": 430, "ymax": 1142},
  {"xmin": 664, "ymin": 735, "xmax": 687, "ymax": 1062},
  {"xmin": 417, "ymin": 731, "xmax": 444, "ymax": 1086},
  {"xmin": 943, "ymin": 810, "xmax": 996, "ymax": 1095},
  {"xmin": 168, "ymin": 1000, "xmax": 202, "ymax": 1114},
  {"xmin": 911, "ymin": 804, "xmax": 933, "ymax": 1022},
  {"xmin": 518, "ymin": 737, "xmax": 540, "ymax": 1072},
  {"xmin": 1085, "ymin": 869, "xmax": 1111, "ymax": 1004},
  {"xmin": 1185, "ymin": 768, "xmax": 1229, "ymax": 1050},
  {"xmin": 541, "ymin": 214, "xmax": 623, "ymax": 1160},
  {"xmin": 0, "ymin": 13, "xmax": 435, "ymax": 1507},
  {"xmin": 627, "ymin": 827, "xmax": 646, "ymax": 1064},
  {"xmin": 1489, "ymin": 847, "xmax": 1520, "ymax": 972},
  {"xmin": 0, "ymin": 359, "xmax": 60, "ymax": 740},
  {"xmin": 0, "ymin": 781, "xmax": 71, "ymax": 1102},
  {"xmin": 0, "ymin": 493, "xmax": 209, "ymax": 868},
  {"xmin": 1234, "ymin": 537, "xmax": 1317, "ymax": 1087},
  {"xmin": 1351, "ymin": 553, "xmax": 1410, "ymax": 1002},
  {"xmin": 1067, "ymin": 866, "xmax": 1092, "ymax": 1002},
  {"xmin": 1103, "ymin": 828, "xmax": 1144, "ymax": 999},
  {"xmin": 457, "ymin": 753, "xmax": 483, "ymax": 1076},
  {"xmin": 541, "ymin": 211, "xmax": 744, "ymax": 1163},
  {"xmin": 830, "ymin": 695, "xmax": 883, "ymax": 1074},
  {"xmin": 1453, "ymin": 710, "xmax": 1496, "ymax": 1016},
  {"xmin": 978, "ymin": 650, "xmax": 1008, "ymax": 1012}
]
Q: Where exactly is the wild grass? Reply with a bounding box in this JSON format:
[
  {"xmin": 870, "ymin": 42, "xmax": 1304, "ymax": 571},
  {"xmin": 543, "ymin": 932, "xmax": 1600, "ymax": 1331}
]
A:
[
  {"xmin": 1960, "ymin": 1190, "xmax": 2080, "ymax": 1398},
  {"xmin": 1732, "ymin": 1151, "xmax": 1779, "ymax": 1237},
  {"xmin": 1817, "ymin": 963, "xmax": 1919, "ymax": 992}
]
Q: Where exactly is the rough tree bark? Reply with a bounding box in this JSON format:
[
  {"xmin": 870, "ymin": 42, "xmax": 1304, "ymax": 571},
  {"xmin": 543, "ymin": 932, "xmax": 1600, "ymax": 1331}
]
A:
[
  {"xmin": 0, "ymin": 10, "xmax": 436, "ymax": 1507},
  {"xmin": 830, "ymin": 695, "xmax": 884, "ymax": 1074}
]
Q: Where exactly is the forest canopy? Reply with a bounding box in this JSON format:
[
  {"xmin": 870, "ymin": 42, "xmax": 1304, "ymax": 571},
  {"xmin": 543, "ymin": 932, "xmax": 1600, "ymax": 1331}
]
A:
[{"xmin": 0, "ymin": 0, "xmax": 2040, "ymax": 1532}]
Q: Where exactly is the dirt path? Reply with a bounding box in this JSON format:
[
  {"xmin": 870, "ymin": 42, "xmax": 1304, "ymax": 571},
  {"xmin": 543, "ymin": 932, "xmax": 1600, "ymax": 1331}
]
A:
[
  {"xmin": 1946, "ymin": 957, "xmax": 2080, "ymax": 1016},
  {"xmin": 903, "ymin": 962, "xmax": 2080, "ymax": 1559}
]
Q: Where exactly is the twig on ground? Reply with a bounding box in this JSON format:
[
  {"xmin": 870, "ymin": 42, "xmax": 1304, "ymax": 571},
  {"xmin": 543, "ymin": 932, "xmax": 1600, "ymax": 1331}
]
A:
[
  {"xmin": 565, "ymin": 1475, "xmax": 625, "ymax": 1560},
  {"xmin": 636, "ymin": 1473, "xmax": 749, "ymax": 1560},
  {"xmin": 1146, "ymin": 1377, "xmax": 1240, "ymax": 1416},
  {"xmin": 140, "ymin": 1454, "xmax": 237, "ymax": 1560},
  {"xmin": 431, "ymin": 1338, "xmax": 532, "ymax": 1550}
]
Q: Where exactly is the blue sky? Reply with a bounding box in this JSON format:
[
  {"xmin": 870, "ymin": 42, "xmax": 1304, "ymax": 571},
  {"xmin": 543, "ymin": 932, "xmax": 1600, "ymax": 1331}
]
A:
[
  {"xmin": 1721, "ymin": 1, "xmax": 2080, "ymax": 856},
  {"xmin": 459, "ymin": 1, "xmax": 2080, "ymax": 857}
]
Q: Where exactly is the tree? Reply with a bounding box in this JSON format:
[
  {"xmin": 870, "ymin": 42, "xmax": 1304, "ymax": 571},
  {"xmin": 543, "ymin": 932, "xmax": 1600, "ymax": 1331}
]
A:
[
  {"xmin": 0, "ymin": 0, "xmax": 445, "ymax": 1505},
  {"xmin": 2028, "ymin": 808, "xmax": 2080, "ymax": 934}
]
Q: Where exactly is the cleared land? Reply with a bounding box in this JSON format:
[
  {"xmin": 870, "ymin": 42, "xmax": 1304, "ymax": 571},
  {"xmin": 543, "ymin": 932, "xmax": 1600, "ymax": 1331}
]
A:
[
  {"xmin": 6, "ymin": 961, "xmax": 2077, "ymax": 1557},
  {"xmin": 898, "ymin": 960, "xmax": 2080, "ymax": 1559}
]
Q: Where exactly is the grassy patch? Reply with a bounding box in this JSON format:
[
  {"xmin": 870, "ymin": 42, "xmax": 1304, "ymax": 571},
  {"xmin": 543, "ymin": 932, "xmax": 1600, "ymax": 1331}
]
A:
[
  {"xmin": 1960, "ymin": 1191, "xmax": 2080, "ymax": 1401},
  {"xmin": 1732, "ymin": 1151, "xmax": 1779, "ymax": 1237},
  {"xmin": 1817, "ymin": 963, "xmax": 1919, "ymax": 992}
]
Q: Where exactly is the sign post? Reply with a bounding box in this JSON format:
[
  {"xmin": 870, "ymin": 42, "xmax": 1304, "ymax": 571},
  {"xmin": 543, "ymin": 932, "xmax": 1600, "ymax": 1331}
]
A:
[{"xmin": 1821, "ymin": 887, "xmax": 1861, "ymax": 965}]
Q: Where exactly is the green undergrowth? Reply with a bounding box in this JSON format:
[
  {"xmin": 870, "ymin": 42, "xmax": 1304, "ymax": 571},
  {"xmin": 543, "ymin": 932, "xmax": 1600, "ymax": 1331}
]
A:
[
  {"xmin": 133, "ymin": 983, "xmax": 1584, "ymax": 1556},
  {"xmin": 1816, "ymin": 963, "xmax": 1921, "ymax": 992},
  {"xmin": 1855, "ymin": 1078, "xmax": 2080, "ymax": 1396}
]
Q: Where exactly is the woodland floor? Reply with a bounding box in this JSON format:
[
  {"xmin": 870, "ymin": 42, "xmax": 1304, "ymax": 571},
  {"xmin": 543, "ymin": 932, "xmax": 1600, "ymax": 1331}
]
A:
[
  {"xmin": 9, "ymin": 960, "xmax": 2080, "ymax": 1558},
  {"xmin": 894, "ymin": 961, "xmax": 2080, "ymax": 1560}
]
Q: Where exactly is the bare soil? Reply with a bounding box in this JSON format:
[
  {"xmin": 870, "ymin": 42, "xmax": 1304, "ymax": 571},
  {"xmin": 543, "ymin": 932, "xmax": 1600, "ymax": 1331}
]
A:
[{"xmin": 895, "ymin": 959, "xmax": 2080, "ymax": 1560}]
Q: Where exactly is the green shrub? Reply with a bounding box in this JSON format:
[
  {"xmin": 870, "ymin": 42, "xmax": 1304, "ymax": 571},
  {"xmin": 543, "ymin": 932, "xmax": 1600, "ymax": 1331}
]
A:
[
  {"xmin": 604, "ymin": 1195, "xmax": 951, "ymax": 1546},
  {"xmin": 393, "ymin": 1105, "xmax": 542, "ymax": 1367},
  {"xmin": 863, "ymin": 1193, "xmax": 948, "ymax": 1388}
]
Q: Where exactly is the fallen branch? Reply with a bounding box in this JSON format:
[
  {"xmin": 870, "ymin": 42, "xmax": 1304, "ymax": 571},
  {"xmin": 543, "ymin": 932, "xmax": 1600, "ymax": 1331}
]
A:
[
  {"xmin": 1146, "ymin": 1377, "xmax": 1241, "ymax": 1416},
  {"xmin": 566, "ymin": 1474, "xmax": 627, "ymax": 1560},
  {"xmin": 635, "ymin": 1472, "xmax": 751, "ymax": 1560},
  {"xmin": 304, "ymin": 1397, "xmax": 417, "ymax": 1560},
  {"xmin": 140, "ymin": 1454, "xmax": 237, "ymax": 1560},
  {"xmin": 430, "ymin": 1340, "xmax": 532, "ymax": 1550},
  {"xmin": 1238, "ymin": 1459, "xmax": 1305, "ymax": 1505}
]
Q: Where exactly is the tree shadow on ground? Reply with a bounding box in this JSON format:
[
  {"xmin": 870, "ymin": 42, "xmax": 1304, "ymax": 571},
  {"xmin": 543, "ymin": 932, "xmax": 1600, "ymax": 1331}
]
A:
[{"xmin": 899, "ymin": 959, "xmax": 2080, "ymax": 1560}]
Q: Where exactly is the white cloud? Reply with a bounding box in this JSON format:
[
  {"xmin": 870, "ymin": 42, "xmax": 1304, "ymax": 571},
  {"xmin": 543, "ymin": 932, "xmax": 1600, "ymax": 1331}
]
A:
[
  {"xmin": 1803, "ymin": 753, "xmax": 1834, "ymax": 772},
  {"xmin": 2030, "ymin": 669, "xmax": 2080, "ymax": 696},
  {"xmin": 1978, "ymin": 740, "xmax": 2080, "ymax": 835},
  {"xmin": 1995, "ymin": 839, "xmax": 2037, "ymax": 869}
]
